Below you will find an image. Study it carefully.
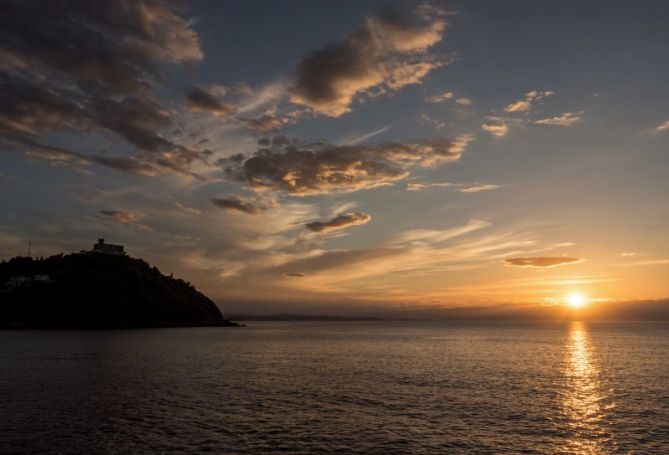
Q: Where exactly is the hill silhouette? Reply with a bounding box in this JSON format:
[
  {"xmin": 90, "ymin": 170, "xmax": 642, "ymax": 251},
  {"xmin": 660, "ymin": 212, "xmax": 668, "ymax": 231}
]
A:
[{"xmin": 0, "ymin": 252, "xmax": 236, "ymax": 328}]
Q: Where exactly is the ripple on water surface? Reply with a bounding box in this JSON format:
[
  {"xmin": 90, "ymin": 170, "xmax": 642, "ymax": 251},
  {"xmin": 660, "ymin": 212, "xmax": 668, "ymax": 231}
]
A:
[{"xmin": 0, "ymin": 322, "xmax": 668, "ymax": 454}]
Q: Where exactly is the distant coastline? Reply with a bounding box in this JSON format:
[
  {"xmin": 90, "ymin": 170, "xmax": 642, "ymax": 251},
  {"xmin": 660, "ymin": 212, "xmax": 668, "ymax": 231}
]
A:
[
  {"xmin": 227, "ymin": 313, "xmax": 387, "ymax": 322},
  {"xmin": 228, "ymin": 300, "xmax": 669, "ymax": 323}
]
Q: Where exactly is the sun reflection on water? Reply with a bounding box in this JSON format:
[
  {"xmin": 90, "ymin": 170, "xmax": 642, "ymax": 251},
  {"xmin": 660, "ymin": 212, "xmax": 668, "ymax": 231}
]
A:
[{"xmin": 562, "ymin": 321, "xmax": 614, "ymax": 454}]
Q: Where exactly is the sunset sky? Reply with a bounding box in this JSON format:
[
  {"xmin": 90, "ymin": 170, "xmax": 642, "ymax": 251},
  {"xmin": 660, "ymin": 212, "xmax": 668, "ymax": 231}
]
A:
[{"xmin": 1, "ymin": 0, "xmax": 667, "ymax": 315}]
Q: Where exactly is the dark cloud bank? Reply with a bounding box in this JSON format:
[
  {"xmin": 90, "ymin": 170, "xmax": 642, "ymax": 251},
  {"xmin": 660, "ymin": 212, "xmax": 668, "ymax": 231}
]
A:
[
  {"xmin": 1, "ymin": 0, "xmax": 465, "ymax": 189},
  {"xmin": 0, "ymin": 0, "xmax": 203, "ymax": 176}
]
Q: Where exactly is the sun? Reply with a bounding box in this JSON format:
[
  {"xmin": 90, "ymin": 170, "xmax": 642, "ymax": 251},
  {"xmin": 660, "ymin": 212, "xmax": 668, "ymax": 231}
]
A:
[{"xmin": 565, "ymin": 292, "xmax": 588, "ymax": 309}]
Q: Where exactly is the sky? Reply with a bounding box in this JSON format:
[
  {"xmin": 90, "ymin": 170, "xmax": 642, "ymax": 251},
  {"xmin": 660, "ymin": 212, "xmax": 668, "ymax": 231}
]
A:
[{"xmin": 1, "ymin": 0, "xmax": 668, "ymax": 316}]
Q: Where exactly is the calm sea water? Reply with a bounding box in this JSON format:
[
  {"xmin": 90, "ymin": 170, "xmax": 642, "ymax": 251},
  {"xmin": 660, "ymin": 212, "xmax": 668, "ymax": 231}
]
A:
[{"xmin": 1, "ymin": 321, "xmax": 668, "ymax": 454}]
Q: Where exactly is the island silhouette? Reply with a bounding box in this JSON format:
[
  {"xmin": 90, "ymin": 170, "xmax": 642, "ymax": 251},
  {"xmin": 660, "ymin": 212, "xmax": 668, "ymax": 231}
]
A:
[{"xmin": 0, "ymin": 239, "xmax": 237, "ymax": 328}]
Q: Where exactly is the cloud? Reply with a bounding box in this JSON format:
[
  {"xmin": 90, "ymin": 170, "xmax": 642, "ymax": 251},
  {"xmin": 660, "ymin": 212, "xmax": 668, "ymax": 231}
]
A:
[
  {"xmin": 424, "ymin": 90, "xmax": 470, "ymax": 106},
  {"xmin": 343, "ymin": 125, "xmax": 392, "ymax": 145},
  {"xmin": 289, "ymin": 4, "xmax": 447, "ymax": 116},
  {"xmin": 406, "ymin": 182, "xmax": 454, "ymax": 191},
  {"xmin": 285, "ymin": 272, "xmax": 306, "ymax": 277},
  {"xmin": 0, "ymin": 1, "xmax": 201, "ymax": 94},
  {"xmin": 504, "ymin": 90, "xmax": 554, "ymax": 113},
  {"xmin": 186, "ymin": 85, "xmax": 236, "ymax": 116},
  {"xmin": 388, "ymin": 219, "xmax": 490, "ymax": 245},
  {"xmin": 211, "ymin": 197, "xmax": 262, "ymax": 215},
  {"xmin": 236, "ymin": 82, "xmax": 287, "ymax": 115},
  {"xmin": 237, "ymin": 114, "xmax": 284, "ymax": 133},
  {"xmin": 425, "ymin": 90, "xmax": 454, "ymax": 103},
  {"xmin": 0, "ymin": 0, "xmax": 205, "ymax": 176},
  {"xmin": 263, "ymin": 219, "xmax": 539, "ymax": 291},
  {"xmin": 481, "ymin": 123, "xmax": 508, "ymax": 137},
  {"xmin": 94, "ymin": 208, "xmax": 153, "ymax": 232},
  {"xmin": 1, "ymin": 137, "xmax": 180, "ymax": 177},
  {"xmin": 420, "ymin": 114, "xmax": 446, "ymax": 130},
  {"xmin": 92, "ymin": 96, "xmax": 196, "ymax": 158},
  {"xmin": 221, "ymin": 135, "xmax": 472, "ymax": 196},
  {"xmin": 620, "ymin": 252, "xmax": 637, "ymax": 257},
  {"xmin": 482, "ymin": 106, "xmax": 580, "ymax": 139},
  {"xmin": 306, "ymin": 212, "xmax": 371, "ymax": 233},
  {"xmin": 534, "ymin": 112, "xmax": 582, "ymax": 126},
  {"xmin": 505, "ymin": 256, "xmax": 582, "ymax": 268},
  {"xmin": 459, "ymin": 184, "xmax": 500, "ymax": 193},
  {"xmin": 98, "ymin": 210, "xmax": 140, "ymax": 223},
  {"xmin": 407, "ymin": 182, "xmax": 499, "ymax": 193},
  {"xmin": 89, "ymin": 155, "xmax": 165, "ymax": 177},
  {"xmin": 655, "ymin": 120, "xmax": 669, "ymax": 132}
]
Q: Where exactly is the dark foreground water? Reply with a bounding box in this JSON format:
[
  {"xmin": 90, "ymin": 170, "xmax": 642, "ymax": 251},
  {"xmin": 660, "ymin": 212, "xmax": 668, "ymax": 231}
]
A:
[{"xmin": 1, "ymin": 321, "xmax": 668, "ymax": 454}]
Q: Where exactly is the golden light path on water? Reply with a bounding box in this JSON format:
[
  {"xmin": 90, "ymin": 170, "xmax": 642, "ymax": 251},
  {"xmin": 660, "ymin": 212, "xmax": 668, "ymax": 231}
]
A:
[{"xmin": 562, "ymin": 321, "xmax": 615, "ymax": 454}]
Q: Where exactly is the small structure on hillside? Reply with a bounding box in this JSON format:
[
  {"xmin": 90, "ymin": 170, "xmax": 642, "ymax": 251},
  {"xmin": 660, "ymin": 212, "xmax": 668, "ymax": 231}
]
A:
[{"xmin": 91, "ymin": 238, "xmax": 126, "ymax": 256}]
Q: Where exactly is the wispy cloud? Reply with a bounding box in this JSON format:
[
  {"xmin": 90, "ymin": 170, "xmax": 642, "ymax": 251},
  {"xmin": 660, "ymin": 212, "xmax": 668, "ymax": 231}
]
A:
[
  {"xmin": 238, "ymin": 114, "xmax": 285, "ymax": 134},
  {"xmin": 388, "ymin": 219, "xmax": 491, "ymax": 245},
  {"xmin": 266, "ymin": 221, "xmax": 542, "ymax": 296},
  {"xmin": 407, "ymin": 182, "xmax": 455, "ymax": 191},
  {"xmin": 407, "ymin": 182, "xmax": 500, "ymax": 193},
  {"xmin": 419, "ymin": 114, "xmax": 446, "ymax": 130},
  {"xmin": 534, "ymin": 112, "xmax": 582, "ymax": 126},
  {"xmin": 655, "ymin": 120, "xmax": 669, "ymax": 132},
  {"xmin": 98, "ymin": 210, "xmax": 141, "ymax": 223},
  {"xmin": 306, "ymin": 212, "xmax": 372, "ymax": 233},
  {"xmin": 285, "ymin": 272, "xmax": 306, "ymax": 277},
  {"xmin": 424, "ymin": 90, "xmax": 471, "ymax": 106},
  {"xmin": 504, "ymin": 256, "xmax": 582, "ymax": 268},
  {"xmin": 504, "ymin": 90, "xmax": 554, "ymax": 113},
  {"xmin": 93, "ymin": 209, "xmax": 153, "ymax": 232},
  {"xmin": 236, "ymin": 82, "xmax": 288, "ymax": 115},
  {"xmin": 343, "ymin": 124, "xmax": 392, "ymax": 145},
  {"xmin": 459, "ymin": 184, "xmax": 500, "ymax": 193},
  {"xmin": 425, "ymin": 90, "xmax": 454, "ymax": 103},
  {"xmin": 481, "ymin": 123, "xmax": 509, "ymax": 137},
  {"xmin": 211, "ymin": 197, "xmax": 262, "ymax": 215}
]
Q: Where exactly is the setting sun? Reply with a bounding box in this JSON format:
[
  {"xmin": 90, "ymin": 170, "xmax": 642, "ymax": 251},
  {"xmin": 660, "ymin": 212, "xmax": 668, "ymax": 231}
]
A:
[{"xmin": 566, "ymin": 292, "xmax": 588, "ymax": 309}]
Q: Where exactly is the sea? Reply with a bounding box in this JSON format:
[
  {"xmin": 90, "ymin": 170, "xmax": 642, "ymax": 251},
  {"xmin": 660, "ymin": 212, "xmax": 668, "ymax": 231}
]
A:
[{"xmin": 1, "ymin": 321, "xmax": 667, "ymax": 454}]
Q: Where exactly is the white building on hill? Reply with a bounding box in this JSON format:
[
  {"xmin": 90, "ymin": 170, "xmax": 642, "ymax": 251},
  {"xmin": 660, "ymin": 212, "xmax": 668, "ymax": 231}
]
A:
[{"xmin": 91, "ymin": 238, "xmax": 126, "ymax": 256}]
